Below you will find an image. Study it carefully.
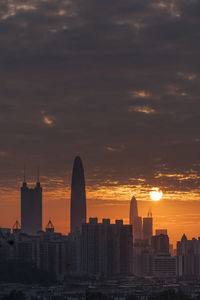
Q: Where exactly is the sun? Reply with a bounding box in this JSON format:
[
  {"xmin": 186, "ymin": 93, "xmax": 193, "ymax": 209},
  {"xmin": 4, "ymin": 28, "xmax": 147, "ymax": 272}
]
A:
[{"xmin": 150, "ymin": 188, "xmax": 163, "ymax": 201}]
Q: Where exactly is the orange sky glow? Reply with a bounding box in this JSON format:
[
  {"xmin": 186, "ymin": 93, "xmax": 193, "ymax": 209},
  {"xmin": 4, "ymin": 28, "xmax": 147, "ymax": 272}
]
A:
[{"xmin": 1, "ymin": 175, "xmax": 200, "ymax": 248}]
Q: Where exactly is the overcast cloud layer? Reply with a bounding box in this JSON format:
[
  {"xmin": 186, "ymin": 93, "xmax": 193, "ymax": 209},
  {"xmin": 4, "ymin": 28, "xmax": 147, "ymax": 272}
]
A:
[{"xmin": 0, "ymin": 0, "xmax": 200, "ymax": 198}]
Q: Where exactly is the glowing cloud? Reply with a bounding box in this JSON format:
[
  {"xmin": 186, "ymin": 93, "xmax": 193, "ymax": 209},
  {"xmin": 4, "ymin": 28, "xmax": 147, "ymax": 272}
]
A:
[
  {"xmin": 130, "ymin": 90, "xmax": 150, "ymax": 98},
  {"xmin": 41, "ymin": 111, "xmax": 55, "ymax": 127},
  {"xmin": 152, "ymin": 2, "xmax": 181, "ymax": 18},
  {"xmin": 129, "ymin": 105, "xmax": 155, "ymax": 114},
  {"xmin": 1, "ymin": 3, "xmax": 37, "ymax": 20}
]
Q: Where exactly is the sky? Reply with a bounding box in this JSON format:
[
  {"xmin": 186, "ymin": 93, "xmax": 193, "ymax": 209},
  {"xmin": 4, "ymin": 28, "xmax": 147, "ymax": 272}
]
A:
[{"xmin": 0, "ymin": 0, "xmax": 200, "ymax": 246}]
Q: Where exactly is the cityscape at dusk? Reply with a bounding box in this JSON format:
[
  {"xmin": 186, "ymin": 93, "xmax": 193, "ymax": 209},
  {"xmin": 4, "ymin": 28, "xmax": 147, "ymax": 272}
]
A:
[
  {"xmin": 1, "ymin": 0, "xmax": 200, "ymax": 247},
  {"xmin": 1, "ymin": 162, "xmax": 200, "ymax": 246},
  {"xmin": 1, "ymin": 0, "xmax": 200, "ymax": 298}
]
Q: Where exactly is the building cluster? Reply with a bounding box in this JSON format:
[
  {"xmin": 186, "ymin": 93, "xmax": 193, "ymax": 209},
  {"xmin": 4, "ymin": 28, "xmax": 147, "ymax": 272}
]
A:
[
  {"xmin": 177, "ymin": 234, "xmax": 200, "ymax": 279},
  {"xmin": 130, "ymin": 196, "xmax": 176, "ymax": 278},
  {"xmin": 0, "ymin": 156, "xmax": 199, "ymax": 281}
]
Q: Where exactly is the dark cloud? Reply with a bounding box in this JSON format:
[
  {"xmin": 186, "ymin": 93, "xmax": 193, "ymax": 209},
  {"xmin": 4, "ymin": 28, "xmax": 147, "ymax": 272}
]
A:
[{"xmin": 0, "ymin": 0, "xmax": 200, "ymax": 197}]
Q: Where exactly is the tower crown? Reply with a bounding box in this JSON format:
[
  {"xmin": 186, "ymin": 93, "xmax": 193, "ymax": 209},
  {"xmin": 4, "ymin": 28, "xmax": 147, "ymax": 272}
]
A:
[
  {"xmin": 13, "ymin": 220, "xmax": 21, "ymax": 233},
  {"xmin": 46, "ymin": 219, "xmax": 54, "ymax": 233}
]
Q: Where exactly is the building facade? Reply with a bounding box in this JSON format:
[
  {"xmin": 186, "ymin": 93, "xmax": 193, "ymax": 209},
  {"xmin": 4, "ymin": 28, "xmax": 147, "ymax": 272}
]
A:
[
  {"xmin": 143, "ymin": 214, "xmax": 153, "ymax": 244},
  {"xmin": 177, "ymin": 235, "xmax": 200, "ymax": 279},
  {"xmin": 81, "ymin": 218, "xmax": 133, "ymax": 277},
  {"xmin": 21, "ymin": 179, "xmax": 42, "ymax": 235}
]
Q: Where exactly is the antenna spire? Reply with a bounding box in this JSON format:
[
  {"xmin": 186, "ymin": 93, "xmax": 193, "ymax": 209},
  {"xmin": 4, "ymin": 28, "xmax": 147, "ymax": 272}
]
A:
[
  {"xmin": 37, "ymin": 167, "xmax": 40, "ymax": 183},
  {"xmin": 23, "ymin": 165, "xmax": 26, "ymax": 183}
]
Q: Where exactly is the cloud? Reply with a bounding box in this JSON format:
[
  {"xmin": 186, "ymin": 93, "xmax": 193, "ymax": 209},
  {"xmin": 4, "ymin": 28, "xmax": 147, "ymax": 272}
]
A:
[
  {"xmin": 106, "ymin": 145, "xmax": 125, "ymax": 153},
  {"xmin": 130, "ymin": 90, "xmax": 151, "ymax": 98},
  {"xmin": 152, "ymin": 1, "xmax": 181, "ymax": 18},
  {"xmin": 0, "ymin": 0, "xmax": 200, "ymax": 206},
  {"xmin": 177, "ymin": 72, "xmax": 197, "ymax": 81},
  {"xmin": 128, "ymin": 105, "xmax": 155, "ymax": 114},
  {"xmin": 41, "ymin": 111, "xmax": 56, "ymax": 127}
]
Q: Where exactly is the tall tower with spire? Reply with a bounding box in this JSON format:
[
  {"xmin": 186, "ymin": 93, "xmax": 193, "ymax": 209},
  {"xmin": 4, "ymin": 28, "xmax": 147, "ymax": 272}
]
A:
[
  {"xmin": 21, "ymin": 168, "xmax": 42, "ymax": 234},
  {"xmin": 70, "ymin": 156, "xmax": 86, "ymax": 233},
  {"xmin": 129, "ymin": 196, "xmax": 142, "ymax": 240}
]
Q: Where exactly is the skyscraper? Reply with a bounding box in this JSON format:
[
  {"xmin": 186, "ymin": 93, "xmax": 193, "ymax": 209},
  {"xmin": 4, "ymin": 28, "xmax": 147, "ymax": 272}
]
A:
[
  {"xmin": 151, "ymin": 234, "xmax": 169, "ymax": 254},
  {"xmin": 143, "ymin": 212, "xmax": 153, "ymax": 244},
  {"xmin": 70, "ymin": 156, "xmax": 86, "ymax": 233},
  {"xmin": 21, "ymin": 172, "xmax": 42, "ymax": 234},
  {"xmin": 81, "ymin": 218, "xmax": 133, "ymax": 277},
  {"xmin": 129, "ymin": 196, "xmax": 138, "ymax": 222},
  {"xmin": 129, "ymin": 196, "xmax": 142, "ymax": 240}
]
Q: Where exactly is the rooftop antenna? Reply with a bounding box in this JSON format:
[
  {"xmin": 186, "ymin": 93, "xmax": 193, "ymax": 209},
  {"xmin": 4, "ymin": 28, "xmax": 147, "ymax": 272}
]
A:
[
  {"xmin": 23, "ymin": 164, "xmax": 26, "ymax": 183},
  {"xmin": 37, "ymin": 167, "xmax": 40, "ymax": 183}
]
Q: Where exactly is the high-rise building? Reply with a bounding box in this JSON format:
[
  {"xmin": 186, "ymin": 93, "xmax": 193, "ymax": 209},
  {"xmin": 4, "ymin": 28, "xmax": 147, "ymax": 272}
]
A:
[
  {"xmin": 143, "ymin": 212, "xmax": 153, "ymax": 244},
  {"xmin": 129, "ymin": 196, "xmax": 142, "ymax": 240},
  {"xmin": 21, "ymin": 174, "xmax": 42, "ymax": 235},
  {"xmin": 151, "ymin": 234, "xmax": 176, "ymax": 277},
  {"xmin": 10, "ymin": 225, "xmax": 69, "ymax": 279},
  {"xmin": 152, "ymin": 254, "xmax": 176, "ymax": 278},
  {"xmin": 151, "ymin": 234, "xmax": 169, "ymax": 254},
  {"xmin": 70, "ymin": 156, "xmax": 86, "ymax": 233},
  {"xmin": 129, "ymin": 196, "xmax": 138, "ymax": 222},
  {"xmin": 177, "ymin": 234, "xmax": 200, "ymax": 279},
  {"xmin": 81, "ymin": 218, "xmax": 133, "ymax": 277},
  {"xmin": 133, "ymin": 239, "xmax": 153, "ymax": 276}
]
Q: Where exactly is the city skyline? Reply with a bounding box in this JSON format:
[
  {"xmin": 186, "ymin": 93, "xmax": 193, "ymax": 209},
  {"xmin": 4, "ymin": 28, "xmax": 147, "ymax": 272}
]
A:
[
  {"xmin": 0, "ymin": 157, "xmax": 199, "ymax": 247},
  {"xmin": 2, "ymin": 154, "xmax": 200, "ymax": 287},
  {"xmin": 1, "ymin": 0, "xmax": 200, "ymax": 247}
]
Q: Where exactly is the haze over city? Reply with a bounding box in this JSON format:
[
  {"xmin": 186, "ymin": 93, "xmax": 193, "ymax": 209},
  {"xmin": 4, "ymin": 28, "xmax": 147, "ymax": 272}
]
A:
[{"xmin": 1, "ymin": 0, "xmax": 200, "ymax": 246}]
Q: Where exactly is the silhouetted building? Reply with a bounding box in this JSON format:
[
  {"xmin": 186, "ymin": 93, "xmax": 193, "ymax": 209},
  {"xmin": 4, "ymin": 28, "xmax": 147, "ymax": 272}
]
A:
[
  {"xmin": 67, "ymin": 228, "xmax": 82, "ymax": 276},
  {"xmin": 152, "ymin": 254, "xmax": 176, "ymax": 277},
  {"xmin": 130, "ymin": 196, "xmax": 138, "ymax": 222},
  {"xmin": 177, "ymin": 234, "xmax": 200, "ymax": 279},
  {"xmin": 71, "ymin": 156, "xmax": 86, "ymax": 233},
  {"xmin": 0, "ymin": 228, "xmax": 13, "ymax": 262},
  {"xmin": 21, "ymin": 175, "xmax": 42, "ymax": 235},
  {"xmin": 143, "ymin": 212, "xmax": 153, "ymax": 244},
  {"xmin": 151, "ymin": 234, "xmax": 176, "ymax": 277},
  {"xmin": 129, "ymin": 196, "xmax": 142, "ymax": 240},
  {"xmin": 38, "ymin": 229, "xmax": 68, "ymax": 279},
  {"xmin": 81, "ymin": 218, "xmax": 133, "ymax": 277},
  {"xmin": 133, "ymin": 239, "xmax": 153, "ymax": 276},
  {"xmin": 151, "ymin": 234, "xmax": 169, "ymax": 254},
  {"xmin": 9, "ymin": 226, "xmax": 69, "ymax": 279}
]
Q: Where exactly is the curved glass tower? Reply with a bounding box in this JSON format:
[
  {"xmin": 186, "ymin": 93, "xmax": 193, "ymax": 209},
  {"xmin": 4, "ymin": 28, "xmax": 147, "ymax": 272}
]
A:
[
  {"xmin": 70, "ymin": 156, "xmax": 86, "ymax": 232},
  {"xmin": 129, "ymin": 196, "xmax": 138, "ymax": 223},
  {"xmin": 129, "ymin": 196, "xmax": 142, "ymax": 240}
]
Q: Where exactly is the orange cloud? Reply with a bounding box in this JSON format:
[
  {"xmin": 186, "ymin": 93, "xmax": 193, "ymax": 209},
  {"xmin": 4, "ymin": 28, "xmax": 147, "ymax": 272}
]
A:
[
  {"xmin": 41, "ymin": 111, "xmax": 55, "ymax": 127},
  {"xmin": 129, "ymin": 105, "xmax": 155, "ymax": 114}
]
